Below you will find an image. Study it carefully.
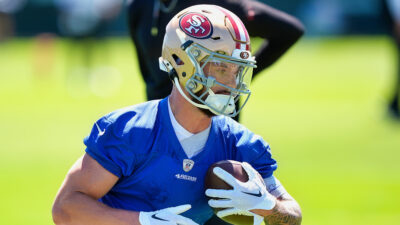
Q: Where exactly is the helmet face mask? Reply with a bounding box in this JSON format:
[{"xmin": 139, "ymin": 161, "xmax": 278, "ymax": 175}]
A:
[
  {"xmin": 183, "ymin": 42, "xmax": 254, "ymax": 117},
  {"xmin": 159, "ymin": 4, "xmax": 257, "ymax": 117}
]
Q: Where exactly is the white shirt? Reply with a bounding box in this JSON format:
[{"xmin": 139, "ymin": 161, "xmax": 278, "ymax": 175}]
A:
[{"xmin": 168, "ymin": 98, "xmax": 210, "ymax": 158}]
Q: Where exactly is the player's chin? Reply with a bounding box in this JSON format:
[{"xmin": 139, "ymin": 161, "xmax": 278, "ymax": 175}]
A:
[
  {"xmin": 191, "ymin": 90, "xmax": 215, "ymax": 118},
  {"xmin": 199, "ymin": 107, "xmax": 215, "ymax": 118}
]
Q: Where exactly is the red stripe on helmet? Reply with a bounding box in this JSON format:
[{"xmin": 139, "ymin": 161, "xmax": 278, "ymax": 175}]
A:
[
  {"xmin": 217, "ymin": 7, "xmax": 244, "ymax": 49},
  {"xmin": 241, "ymin": 21, "xmax": 250, "ymax": 43}
]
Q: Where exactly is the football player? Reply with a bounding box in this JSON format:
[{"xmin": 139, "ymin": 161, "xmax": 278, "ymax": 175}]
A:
[
  {"xmin": 52, "ymin": 5, "xmax": 301, "ymax": 225},
  {"xmin": 128, "ymin": 0, "xmax": 304, "ymax": 122}
]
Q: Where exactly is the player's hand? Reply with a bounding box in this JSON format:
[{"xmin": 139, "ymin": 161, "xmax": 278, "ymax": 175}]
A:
[
  {"xmin": 205, "ymin": 162, "xmax": 276, "ymax": 225},
  {"xmin": 139, "ymin": 204, "xmax": 199, "ymax": 225}
]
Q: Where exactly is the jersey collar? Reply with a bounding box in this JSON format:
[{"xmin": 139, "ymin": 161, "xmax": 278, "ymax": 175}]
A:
[{"xmin": 159, "ymin": 97, "xmax": 218, "ymax": 161}]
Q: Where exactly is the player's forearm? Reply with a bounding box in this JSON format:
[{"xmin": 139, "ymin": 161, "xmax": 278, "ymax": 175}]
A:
[
  {"xmin": 252, "ymin": 34, "xmax": 302, "ymax": 78},
  {"xmin": 52, "ymin": 191, "xmax": 140, "ymax": 225},
  {"xmin": 252, "ymin": 14, "xmax": 304, "ymax": 78},
  {"xmin": 263, "ymin": 198, "xmax": 302, "ymax": 225},
  {"xmin": 251, "ymin": 197, "xmax": 301, "ymax": 225}
]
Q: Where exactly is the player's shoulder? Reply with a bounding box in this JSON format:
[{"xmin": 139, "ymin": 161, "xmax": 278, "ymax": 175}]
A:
[
  {"xmin": 101, "ymin": 100, "xmax": 161, "ymax": 134},
  {"xmin": 106, "ymin": 100, "xmax": 159, "ymax": 119},
  {"xmin": 213, "ymin": 116, "xmax": 276, "ymax": 177},
  {"xmin": 84, "ymin": 100, "xmax": 162, "ymax": 177},
  {"xmin": 213, "ymin": 115, "xmax": 270, "ymax": 149},
  {"xmin": 213, "ymin": 115, "xmax": 252, "ymax": 137}
]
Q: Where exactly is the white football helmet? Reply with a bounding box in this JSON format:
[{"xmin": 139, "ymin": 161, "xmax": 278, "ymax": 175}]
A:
[{"xmin": 159, "ymin": 4, "xmax": 256, "ymax": 117}]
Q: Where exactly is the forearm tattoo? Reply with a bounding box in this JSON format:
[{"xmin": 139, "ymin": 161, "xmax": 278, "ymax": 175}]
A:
[{"xmin": 265, "ymin": 195, "xmax": 302, "ymax": 225}]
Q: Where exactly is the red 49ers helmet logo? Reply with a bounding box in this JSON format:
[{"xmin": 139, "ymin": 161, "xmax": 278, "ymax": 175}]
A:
[{"xmin": 179, "ymin": 13, "xmax": 213, "ymax": 39}]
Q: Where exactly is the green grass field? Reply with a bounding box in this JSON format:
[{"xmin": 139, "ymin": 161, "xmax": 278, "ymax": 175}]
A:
[{"xmin": 0, "ymin": 37, "xmax": 399, "ymax": 225}]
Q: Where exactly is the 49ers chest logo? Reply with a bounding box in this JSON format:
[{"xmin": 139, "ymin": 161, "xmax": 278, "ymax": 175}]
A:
[
  {"xmin": 183, "ymin": 159, "xmax": 195, "ymax": 172},
  {"xmin": 179, "ymin": 13, "xmax": 213, "ymax": 39}
]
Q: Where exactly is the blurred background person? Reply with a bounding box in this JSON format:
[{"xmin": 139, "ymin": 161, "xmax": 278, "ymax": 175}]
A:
[
  {"xmin": 54, "ymin": 0, "xmax": 123, "ymax": 97},
  {"xmin": 31, "ymin": 33, "xmax": 56, "ymax": 80},
  {"xmin": 127, "ymin": 0, "xmax": 304, "ymax": 122},
  {"xmin": 0, "ymin": 0, "xmax": 26, "ymax": 42},
  {"xmin": 383, "ymin": 0, "xmax": 400, "ymax": 118},
  {"xmin": 54, "ymin": 0, "xmax": 123, "ymax": 67}
]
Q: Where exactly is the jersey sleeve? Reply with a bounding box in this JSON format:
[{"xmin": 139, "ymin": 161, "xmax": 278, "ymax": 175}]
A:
[
  {"xmin": 231, "ymin": 123, "xmax": 277, "ymax": 178},
  {"xmin": 264, "ymin": 175, "xmax": 287, "ymax": 198},
  {"xmin": 238, "ymin": 134, "xmax": 277, "ymax": 178},
  {"xmin": 84, "ymin": 116, "xmax": 135, "ymax": 178}
]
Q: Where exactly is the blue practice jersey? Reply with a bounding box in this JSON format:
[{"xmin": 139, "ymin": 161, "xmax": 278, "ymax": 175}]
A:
[{"xmin": 84, "ymin": 97, "xmax": 277, "ymax": 224}]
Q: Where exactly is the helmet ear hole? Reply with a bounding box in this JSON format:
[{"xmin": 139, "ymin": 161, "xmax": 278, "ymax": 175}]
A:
[{"xmin": 172, "ymin": 54, "xmax": 184, "ymax": 65}]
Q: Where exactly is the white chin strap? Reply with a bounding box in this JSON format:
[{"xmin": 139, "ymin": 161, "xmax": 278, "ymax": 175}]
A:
[
  {"xmin": 205, "ymin": 90, "xmax": 235, "ymax": 115},
  {"xmin": 174, "ymin": 77, "xmax": 208, "ymax": 109}
]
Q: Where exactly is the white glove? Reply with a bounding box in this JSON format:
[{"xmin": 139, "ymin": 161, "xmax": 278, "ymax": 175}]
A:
[
  {"xmin": 205, "ymin": 162, "xmax": 276, "ymax": 225},
  {"xmin": 139, "ymin": 204, "xmax": 199, "ymax": 225}
]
